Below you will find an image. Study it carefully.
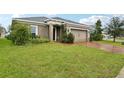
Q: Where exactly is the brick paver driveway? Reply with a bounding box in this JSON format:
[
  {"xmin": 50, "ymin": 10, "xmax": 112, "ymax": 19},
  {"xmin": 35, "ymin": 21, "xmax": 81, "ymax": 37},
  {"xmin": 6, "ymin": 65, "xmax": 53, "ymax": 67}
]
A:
[{"xmin": 82, "ymin": 42, "xmax": 124, "ymax": 54}]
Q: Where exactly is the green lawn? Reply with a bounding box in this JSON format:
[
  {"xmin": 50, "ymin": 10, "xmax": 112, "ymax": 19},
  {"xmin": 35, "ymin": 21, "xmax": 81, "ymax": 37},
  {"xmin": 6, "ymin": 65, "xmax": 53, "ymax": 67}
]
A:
[
  {"xmin": 97, "ymin": 40, "xmax": 124, "ymax": 48},
  {"xmin": 0, "ymin": 39, "xmax": 124, "ymax": 78}
]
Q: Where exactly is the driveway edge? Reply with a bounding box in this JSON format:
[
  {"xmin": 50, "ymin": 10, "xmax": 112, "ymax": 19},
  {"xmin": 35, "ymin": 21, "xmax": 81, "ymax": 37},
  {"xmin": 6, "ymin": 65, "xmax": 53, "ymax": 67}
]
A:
[{"xmin": 116, "ymin": 67, "xmax": 124, "ymax": 78}]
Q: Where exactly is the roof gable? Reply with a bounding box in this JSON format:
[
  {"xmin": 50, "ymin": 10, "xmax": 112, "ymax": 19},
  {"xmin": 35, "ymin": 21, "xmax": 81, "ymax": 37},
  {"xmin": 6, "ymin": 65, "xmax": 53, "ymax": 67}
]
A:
[{"xmin": 51, "ymin": 17, "xmax": 85, "ymax": 25}]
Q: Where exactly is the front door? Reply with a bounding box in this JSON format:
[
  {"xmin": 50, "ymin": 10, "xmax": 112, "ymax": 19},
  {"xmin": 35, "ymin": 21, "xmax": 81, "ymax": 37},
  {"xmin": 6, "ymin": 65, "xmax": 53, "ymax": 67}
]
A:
[
  {"xmin": 53, "ymin": 26, "xmax": 61, "ymax": 41},
  {"xmin": 53, "ymin": 28, "xmax": 55, "ymax": 41}
]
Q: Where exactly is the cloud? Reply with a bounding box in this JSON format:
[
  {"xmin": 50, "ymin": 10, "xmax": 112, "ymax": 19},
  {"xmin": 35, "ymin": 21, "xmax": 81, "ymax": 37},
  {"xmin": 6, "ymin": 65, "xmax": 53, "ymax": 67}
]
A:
[
  {"xmin": 0, "ymin": 14, "xmax": 25, "ymax": 29},
  {"xmin": 112, "ymin": 14, "xmax": 124, "ymax": 20},
  {"xmin": 12, "ymin": 14, "xmax": 25, "ymax": 18},
  {"xmin": 112, "ymin": 14, "xmax": 124, "ymax": 17},
  {"xmin": 0, "ymin": 15, "xmax": 12, "ymax": 29},
  {"xmin": 79, "ymin": 15, "xmax": 110, "ymax": 27},
  {"xmin": 46, "ymin": 14, "xmax": 57, "ymax": 17}
]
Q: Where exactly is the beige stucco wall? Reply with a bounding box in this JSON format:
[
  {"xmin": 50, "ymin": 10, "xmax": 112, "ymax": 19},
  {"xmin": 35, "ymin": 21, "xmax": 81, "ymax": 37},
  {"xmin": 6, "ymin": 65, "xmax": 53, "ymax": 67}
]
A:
[
  {"xmin": 38, "ymin": 25, "xmax": 49, "ymax": 38},
  {"xmin": 13, "ymin": 19, "xmax": 90, "ymax": 42},
  {"xmin": 66, "ymin": 23, "xmax": 87, "ymax": 30},
  {"xmin": 71, "ymin": 29, "xmax": 87, "ymax": 42},
  {"xmin": 14, "ymin": 20, "xmax": 49, "ymax": 39}
]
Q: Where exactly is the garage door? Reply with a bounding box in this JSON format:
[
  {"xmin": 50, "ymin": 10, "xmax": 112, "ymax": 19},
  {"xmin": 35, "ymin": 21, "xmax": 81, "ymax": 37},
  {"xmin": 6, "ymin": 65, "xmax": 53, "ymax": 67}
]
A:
[{"xmin": 71, "ymin": 29, "xmax": 87, "ymax": 42}]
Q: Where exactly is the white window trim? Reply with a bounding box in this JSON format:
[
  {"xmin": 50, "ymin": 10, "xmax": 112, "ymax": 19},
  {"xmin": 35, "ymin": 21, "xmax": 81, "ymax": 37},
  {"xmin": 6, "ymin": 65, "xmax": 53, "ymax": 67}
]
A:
[{"xmin": 31, "ymin": 25, "xmax": 38, "ymax": 35}]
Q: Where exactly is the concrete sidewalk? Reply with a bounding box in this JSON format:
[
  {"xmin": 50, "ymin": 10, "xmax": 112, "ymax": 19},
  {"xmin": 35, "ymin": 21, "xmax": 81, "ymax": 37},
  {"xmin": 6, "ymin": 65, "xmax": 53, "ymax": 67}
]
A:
[{"xmin": 116, "ymin": 67, "xmax": 124, "ymax": 78}]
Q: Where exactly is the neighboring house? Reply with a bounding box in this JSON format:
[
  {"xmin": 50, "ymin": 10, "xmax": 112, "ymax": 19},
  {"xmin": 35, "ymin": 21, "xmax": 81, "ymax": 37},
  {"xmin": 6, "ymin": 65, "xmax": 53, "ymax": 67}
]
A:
[
  {"xmin": 0, "ymin": 31, "xmax": 5, "ymax": 38},
  {"xmin": 12, "ymin": 17, "xmax": 90, "ymax": 42},
  {"xmin": 102, "ymin": 31, "xmax": 111, "ymax": 40},
  {"xmin": 0, "ymin": 26, "xmax": 6, "ymax": 38}
]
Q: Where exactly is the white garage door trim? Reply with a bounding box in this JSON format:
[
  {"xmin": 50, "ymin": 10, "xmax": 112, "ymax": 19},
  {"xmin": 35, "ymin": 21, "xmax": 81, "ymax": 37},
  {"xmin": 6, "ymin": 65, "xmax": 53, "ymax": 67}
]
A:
[{"xmin": 71, "ymin": 28, "xmax": 87, "ymax": 42}]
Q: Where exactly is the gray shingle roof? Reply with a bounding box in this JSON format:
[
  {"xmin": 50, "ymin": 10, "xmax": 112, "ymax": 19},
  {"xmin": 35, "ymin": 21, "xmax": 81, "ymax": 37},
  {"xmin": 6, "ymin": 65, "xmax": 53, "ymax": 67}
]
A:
[
  {"xmin": 52, "ymin": 17, "xmax": 85, "ymax": 25},
  {"xmin": 14, "ymin": 17, "xmax": 49, "ymax": 22},
  {"xmin": 14, "ymin": 16, "xmax": 85, "ymax": 25}
]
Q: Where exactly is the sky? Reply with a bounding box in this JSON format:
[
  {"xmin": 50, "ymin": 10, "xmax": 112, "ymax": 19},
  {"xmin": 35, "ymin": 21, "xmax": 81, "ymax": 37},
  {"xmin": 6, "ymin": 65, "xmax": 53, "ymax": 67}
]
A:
[{"xmin": 0, "ymin": 14, "xmax": 124, "ymax": 30}]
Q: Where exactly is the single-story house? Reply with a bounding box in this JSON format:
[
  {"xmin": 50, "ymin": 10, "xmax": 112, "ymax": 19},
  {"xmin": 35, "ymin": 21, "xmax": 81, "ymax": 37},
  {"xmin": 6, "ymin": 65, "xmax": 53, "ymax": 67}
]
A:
[
  {"xmin": 12, "ymin": 17, "xmax": 90, "ymax": 42},
  {"xmin": 0, "ymin": 27, "xmax": 5, "ymax": 38},
  {"xmin": 0, "ymin": 32, "xmax": 4, "ymax": 38}
]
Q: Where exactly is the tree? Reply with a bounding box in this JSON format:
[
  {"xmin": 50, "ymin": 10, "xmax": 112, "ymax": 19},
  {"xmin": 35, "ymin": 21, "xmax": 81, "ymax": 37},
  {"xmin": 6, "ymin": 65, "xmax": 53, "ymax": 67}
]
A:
[
  {"xmin": 95, "ymin": 19, "xmax": 103, "ymax": 34},
  {"xmin": 10, "ymin": 21, "xmax": 31, "ymax": 45},
  {"xmin": 90, "ymin": 19, "xmax": 103, "ymax": 41},
  {"xmin": 107, "ymin": 17, "xmax": 124, "ymax": 42},
  {"xmin": 7, "ymin": 25, "xmax": 11, "ymax": 33}
]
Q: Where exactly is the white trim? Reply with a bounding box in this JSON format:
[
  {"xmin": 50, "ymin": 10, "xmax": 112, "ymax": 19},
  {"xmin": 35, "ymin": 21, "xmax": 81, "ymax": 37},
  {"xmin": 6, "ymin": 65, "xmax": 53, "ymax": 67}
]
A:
[
  {"xmin": 55, "ymin": 27, "xmax": 57, "ymax": 41},
  {"xmin": 68, "ymin": 28, "xmax": 71, "ymax": 33},
  {"xmin": 31, "ymin": 25, "xmax": 38, "ymax": 35},
  {"xmin": 70, "ymin": 27, "xmax": 87, "ymax": 31}
]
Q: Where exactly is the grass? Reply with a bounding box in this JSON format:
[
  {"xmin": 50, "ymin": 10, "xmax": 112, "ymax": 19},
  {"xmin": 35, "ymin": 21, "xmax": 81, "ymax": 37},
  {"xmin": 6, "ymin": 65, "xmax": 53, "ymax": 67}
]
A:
[
  {"xmin": 0, "ymin": 39, "xmax": 124, "ymax": 78},
  {"xmin": 0, "ymin": 38, "xmax": 12, "ymax": 47},
  {"xmin": 97, "ymin": 40, "xmax": 124, "ymax": 47}
]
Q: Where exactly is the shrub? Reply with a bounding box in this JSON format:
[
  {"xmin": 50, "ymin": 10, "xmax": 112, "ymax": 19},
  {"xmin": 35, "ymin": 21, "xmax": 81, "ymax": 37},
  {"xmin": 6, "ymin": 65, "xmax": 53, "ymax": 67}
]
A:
[
  {"xmin": 5, "ymin": 34, "xmax": 11, "ymax": 40},
  {"xmin": 30, "ymin": 38, "xmax": 49, "ymax": 44},
  {"xmin": 67, "ymin": 33, "xmax": 75, "ymax": 43},
  {"xmin": 30, "ymin": 38, "xmax": 42, "ymax": 44},
  {"xmin": 89, "ymin": 33, "xmax": 93, "ymax": 42},
  {"xmin": 90, "ymin": 33, "xmax": 103, "ymax": 41},
  {"xmin": 62, "ymin": 32, "xmax": 68, "ymax": 43},
  {"xmin": 10, "ymin": 22, "xmax": 31, "ymax": 45},
  {"xmin": 36, "ymin": 35, "xmax": 40, "ymax": 38},
  {"xmin": 62, "ymin": 32, "xmax": 75, "ymax": 43},
  {"xmin": 121, "ymin": 42, "xmax": 124, "ymax": 45},
  {"xmin": 94, "ymin": 34, "xmax": 103, "ymax": 41},
  {"xmin": 31, "ymin": 34, "xmax": 40, "ymax": 39}
]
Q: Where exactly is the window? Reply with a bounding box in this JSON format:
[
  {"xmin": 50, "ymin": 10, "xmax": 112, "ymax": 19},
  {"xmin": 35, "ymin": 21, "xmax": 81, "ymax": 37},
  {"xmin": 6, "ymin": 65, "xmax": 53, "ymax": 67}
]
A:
[{"xmin": 31, "ymin": 25, "xmax": 38, "ymax": 38}]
